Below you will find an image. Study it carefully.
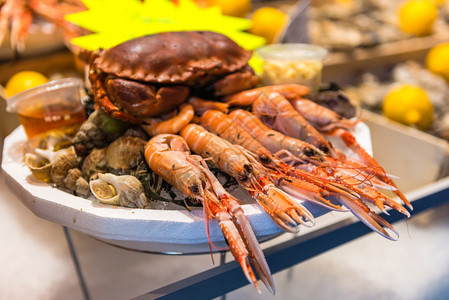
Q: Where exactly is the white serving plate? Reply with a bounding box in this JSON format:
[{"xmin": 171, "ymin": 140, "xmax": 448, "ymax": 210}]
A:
[{"xmin": 1, "ymin": 124, "xmax": 371, "ymax": 254}]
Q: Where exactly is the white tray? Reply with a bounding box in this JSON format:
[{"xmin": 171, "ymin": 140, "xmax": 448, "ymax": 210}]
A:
[{"xmin": 1, "ymin": 125, "xmax": 371, "ymax": 253}]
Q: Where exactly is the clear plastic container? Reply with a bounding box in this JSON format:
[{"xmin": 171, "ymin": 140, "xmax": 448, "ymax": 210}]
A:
[
  {"xmin": 256, "ymin": 43, "xmax": 328, "ymax": 90},
  {"xmin": 6, "ymin": 77, "xmax": 86, "ymax": 138}
]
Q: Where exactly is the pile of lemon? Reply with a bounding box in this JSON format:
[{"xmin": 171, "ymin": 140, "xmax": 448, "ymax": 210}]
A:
[
  {"xmin": 426, "ymin": 42, "xmax": 449, "ymax": 82},
  {"xmin": 383, "ymin": 0, "xmax": 448, "ymax": 130},
  {"xmin": 382, "ymin": 41, "xmax": 449, "ymax": 131},
  {"xmin": 398, "ymin": 0, "xmax": 439, "ymax": 36}
]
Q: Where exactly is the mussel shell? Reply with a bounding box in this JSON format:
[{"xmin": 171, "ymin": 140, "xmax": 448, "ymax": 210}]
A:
[{"xmin": 90, "ymin": 173, "xmax": 151, "ymax": 208}]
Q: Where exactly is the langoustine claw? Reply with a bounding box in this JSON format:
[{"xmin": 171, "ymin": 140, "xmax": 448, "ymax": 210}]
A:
[{"xmin": 144, "ymin": 134, "xmax": 274, "ymax": 294}]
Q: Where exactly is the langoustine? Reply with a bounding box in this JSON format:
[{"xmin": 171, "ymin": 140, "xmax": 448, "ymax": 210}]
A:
[
  {"xmin": 199, "ymin": 109, "xmax": 348, "ymax": 212},
  {"xmin": 180, "ymin": 123, "xmax": 315, "ymax": 233},
  {"xmin": 225, "ymin": 84, "xmax": 412, "ymax": 211},
  {"xmin": 202, "ymin": 109, "xmax": 406, "ymax": 240},
  {"xmin": 144, "ymin": 134, "xmax": 274, "ymax": 294}
]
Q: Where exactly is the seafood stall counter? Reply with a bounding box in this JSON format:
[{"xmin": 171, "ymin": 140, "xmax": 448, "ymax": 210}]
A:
[{"xmin": 136, "ymin": 109, "xmax": 449, "ymax": 299}]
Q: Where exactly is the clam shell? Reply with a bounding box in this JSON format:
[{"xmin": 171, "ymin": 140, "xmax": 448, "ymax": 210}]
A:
[
  {"xmin": 35, "ymin": 146, "xmax": 80, "ymax": 186},
  {"xmin": 89, "ymin": 173, "xmax": 151, "ymax": 208},
  {"xmin": 25, "ymin": 153, "xmax": 52, "ymax": 183}
]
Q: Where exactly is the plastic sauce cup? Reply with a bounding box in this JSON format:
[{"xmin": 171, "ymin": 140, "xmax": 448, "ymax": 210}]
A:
[
  {"xmin": 256, "ymin": 43, "xmax": 328, "ymax": 90},
  {"xmin": 6, "ymin": 77, "xmax": 87, "ymax": 139}
]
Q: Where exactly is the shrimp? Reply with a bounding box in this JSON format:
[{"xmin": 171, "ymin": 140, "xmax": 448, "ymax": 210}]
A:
[
  {"xmin": 286, "ymin": 96, "xmax": 411, "ymax": 210},
  {"xmin": 228, "ymin": 109, "xmax": 324, "ymax": 164},
  {"xmin": 180, "ymin": 124, "xmax": 315, "ymax": 232},
  {"xmin": 335, "ymin": 128, "xmax": 413, "ymax": 210},
  {"xmin": 144, "ymin": 134, "xmax": 274, "ymax": 294}
]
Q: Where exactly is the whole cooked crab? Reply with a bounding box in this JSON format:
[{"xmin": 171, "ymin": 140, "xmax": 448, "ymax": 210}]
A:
[{"xmin": 88, "ymin": 31, "xmax": 259, "ymax": 124}]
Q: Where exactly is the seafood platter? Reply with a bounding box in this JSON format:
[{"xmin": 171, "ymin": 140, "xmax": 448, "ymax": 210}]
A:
[{"xmin": 2, "ymin": 31, "xmax": 414, "ymax": 294}]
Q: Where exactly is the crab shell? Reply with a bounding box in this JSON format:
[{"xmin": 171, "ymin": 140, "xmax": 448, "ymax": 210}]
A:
[
  {"xmin": 89, "ymin": 31, "xmax": 257, "ymax": 122},
  {"xmin": 93, "ymin": 31, "xmax": 252, "ymax": 85}
]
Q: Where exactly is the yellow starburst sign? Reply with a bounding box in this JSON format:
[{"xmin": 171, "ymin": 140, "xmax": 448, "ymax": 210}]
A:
[{"xmin": 66, "ymin": 0, "xmax": 265, "ymax": 51}]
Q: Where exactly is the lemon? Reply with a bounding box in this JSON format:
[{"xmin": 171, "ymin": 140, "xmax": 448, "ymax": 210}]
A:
[
  {"xmin": 209, "ymin": 0, "xmax": 251, "ymax": 17},
  {"xmin": 249, "ymin": 7, "xmax": 288, "ymax": 44},
  {"xmin": 5, "ymin": 71, "xmax": 49, "ymax": 98},
  {"xmin": 382, "ymin": 84, "xmax": 434, "ymax": 130},
  {"xmin": 432, "ymin": 0, "xmax": 446, "ymax": 6},
  {"xmin": 426, "ymin": 42, "xmax": 449, "ymax": 82},
  {"xmin": 398, "ymin": 0, "xmax": 438, "ymax": 36}
]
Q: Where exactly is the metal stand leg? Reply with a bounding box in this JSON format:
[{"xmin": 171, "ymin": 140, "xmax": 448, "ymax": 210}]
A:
[
  {"xmin": 220, "ymin": 251, "xmax": 227, "ymax": 300},
  {"xmin": 63, "ymin": 226, "xmax": 91, "ymax": 300}
]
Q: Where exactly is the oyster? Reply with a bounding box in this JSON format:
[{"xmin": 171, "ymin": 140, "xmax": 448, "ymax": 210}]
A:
[
  {"xmin": 81, "ymin": 148, "xmax": 109, "ymax": 179},
  {"xmin": 90, "ymin": 173, "xmax": 151, "ymax": 208},
  {"xmin": 106, "ymin": 135, "xmax": 146, "ymax": 171}
]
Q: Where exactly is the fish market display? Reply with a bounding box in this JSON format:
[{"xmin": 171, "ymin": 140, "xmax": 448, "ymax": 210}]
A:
[
  {"xmin": 88, "ymin": 31, "xmax": 259, "ymax": 124},
  {"xmin": 18, "ymin": 31, "xmax": 412, "ymax": 294},
  {"xmin": 345, "ymin": 60, "xmax": 449, "ymax": 139},
  {"xmin": 0, "ymin": 0, "xmax": 86, "ymax": 52},
  {"xmin": 309, "ymin": 0, "xmax": 449, "ymax": 52}
]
